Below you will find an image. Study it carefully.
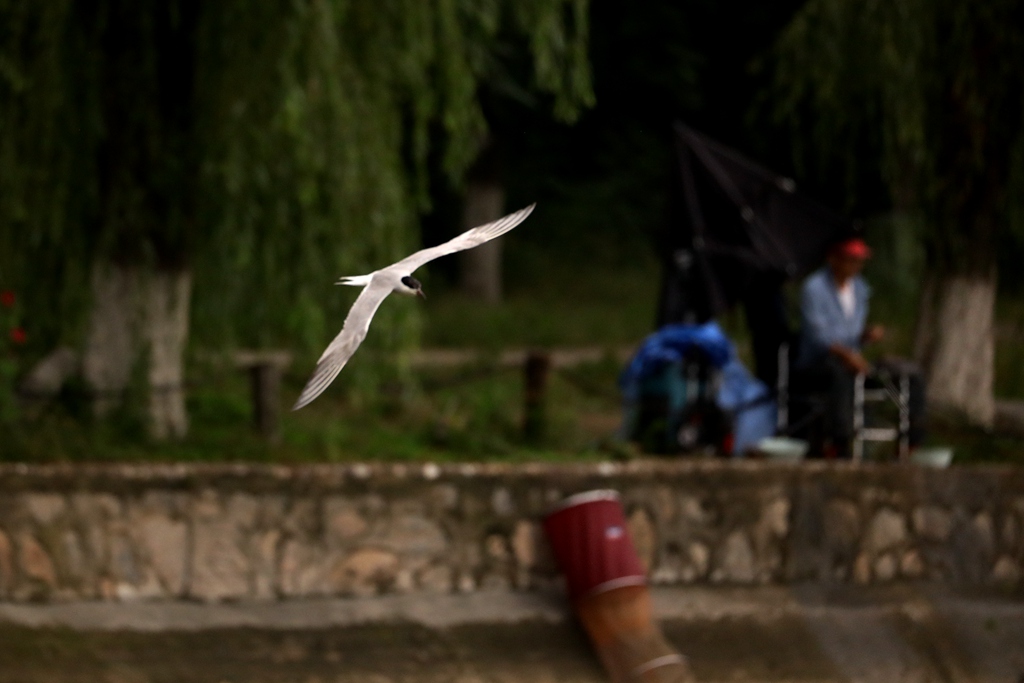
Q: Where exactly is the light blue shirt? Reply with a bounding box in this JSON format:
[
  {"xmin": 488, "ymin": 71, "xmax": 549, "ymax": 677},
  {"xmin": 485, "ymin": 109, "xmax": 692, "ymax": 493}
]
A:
[{"xmin": 796, "ymin": 267, "xmax": 870, "ymax": 368}]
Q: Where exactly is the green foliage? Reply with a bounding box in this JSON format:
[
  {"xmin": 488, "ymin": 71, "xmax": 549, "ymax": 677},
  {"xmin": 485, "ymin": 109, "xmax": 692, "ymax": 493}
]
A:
[
  {"xmin": 0, "ymin": 0, "xmax": 594, "ymax": 379},
  {"xmin": 861, "ymin": 212, "xmax": 926, "ymax": 353},
  {"xmin": 0, "ymin": 358, "xmax": 623, "ymax": 464},
  {"xmin": 422, "ymin": 252, "xmax": 659, "ymax": 349},
  {"xmin": 0, "ymin": 2, "xmax": 93, "ymax": 350},
  {"xmin": 0, "ymin": 253, "xmax": 644, "ymax": 462},
  {"xmin": 768, "ymin": 0, "xmax": 1024, "ymax": 273}
]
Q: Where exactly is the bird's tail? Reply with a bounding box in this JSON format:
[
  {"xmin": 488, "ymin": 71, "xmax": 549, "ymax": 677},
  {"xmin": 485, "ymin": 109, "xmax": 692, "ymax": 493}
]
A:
[{"xmin": 335, "ymin": 274, "xmax": 373, "ymax": 287}]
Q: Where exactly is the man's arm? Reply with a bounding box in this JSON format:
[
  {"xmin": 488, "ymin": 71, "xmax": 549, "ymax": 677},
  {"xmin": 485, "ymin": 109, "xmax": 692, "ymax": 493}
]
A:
[
  {"xmin": 862, "ymin": 324, "xmax": 885, "ymax": 345},
  {"xmin": 829, "ymin": 342, "xmax": 871, "ymax": 374}
]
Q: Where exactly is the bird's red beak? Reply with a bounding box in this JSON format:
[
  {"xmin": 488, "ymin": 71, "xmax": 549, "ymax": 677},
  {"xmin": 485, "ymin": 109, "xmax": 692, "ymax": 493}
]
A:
[{"xmin": 416, "ymin": 289, "xmax": 426, "ymax": 300}]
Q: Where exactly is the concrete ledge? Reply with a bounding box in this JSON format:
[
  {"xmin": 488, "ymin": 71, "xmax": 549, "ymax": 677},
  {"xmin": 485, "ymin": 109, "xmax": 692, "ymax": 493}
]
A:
[
  {"xmin": 0, "ymin": 584, "xmax": 1019, "ymax": 632},
  {"xmin": 0, "ymin": 590, "xmax": 568, "ymax": 632},
  {"xmin": 2, "ymin": 458, "xmax": 1018, "ymax": 492},
  {"xmin": 1, "ymin": 585, "xmax": 1022, "ymax": 683}
]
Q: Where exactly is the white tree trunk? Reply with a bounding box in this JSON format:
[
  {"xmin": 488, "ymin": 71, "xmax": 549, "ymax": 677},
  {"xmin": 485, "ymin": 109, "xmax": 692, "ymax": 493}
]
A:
[
  {"xmin": 81, "ymin": 262, "xmax": 192, "ymax": 439},
  {"xmin": 83, "ymin": 265, "xmax": 140, "ymax": 417},
  {"xmin": 459, "ymin": 181, "xmax": 506, "ymax": 304},
  {"xmin": 143, "ymin": 269, "xmax": 191, "ymax": 440},
  {"xmin": 919, "ymin": 272, "xmax": 996, "ymax": 427}
]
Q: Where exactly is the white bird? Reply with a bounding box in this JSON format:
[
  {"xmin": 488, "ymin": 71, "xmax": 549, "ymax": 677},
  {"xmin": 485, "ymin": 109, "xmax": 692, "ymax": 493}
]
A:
[{"xmin": 292, "ymin": 203, "xmax": 536, "ymax": 410}]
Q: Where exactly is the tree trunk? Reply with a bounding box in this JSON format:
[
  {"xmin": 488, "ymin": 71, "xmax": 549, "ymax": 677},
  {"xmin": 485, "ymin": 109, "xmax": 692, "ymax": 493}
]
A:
[
  {"xmin": 83, "ymin": 264, "xmax": 140, "ymax": 417},
  {"xmin": 918, "ymin": 271, "xmax": 996, "ymax": 427},
  {"xmin": 143, "ymin": 268, "xmax": 191, "ymax": 440},
  {"xmin": 82, "ymin": 262, "xmax": 192, "ymax": 439},
  {"xmin": 459, "ymin": 180, "xmax": 506, "ymax": 303},
  {"xmin": 459, "ymin": 135, "xmax": 506, "ymax": 304}
]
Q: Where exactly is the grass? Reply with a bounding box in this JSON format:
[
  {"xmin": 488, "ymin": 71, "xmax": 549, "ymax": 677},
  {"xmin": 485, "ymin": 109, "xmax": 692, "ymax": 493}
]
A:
[
  {"xmin": 0, "ymin": 254, "xmax": 658, "ymax": 464},
  {"xmin": 928, "ymin": 415, "xmax": 1024, "ymax": 465},
  {"xmin": 421, "ymin": 249, "xmax": 661, "ymax": 349},
  {"xmin": 1, "ymin": 243, "xmax": 1023, "ymax": 465},
  {"xmin": 1, "ymin": 357, "xmax": 627, "ymax": 463}
]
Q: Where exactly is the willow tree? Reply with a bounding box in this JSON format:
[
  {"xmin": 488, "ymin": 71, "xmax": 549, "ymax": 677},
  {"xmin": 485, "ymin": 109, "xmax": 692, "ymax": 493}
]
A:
[
  {"xmin": 769, "ymin": 0, "xmax": 1024, "ymax": 426},
  {"xmin": 0, "ymin": 0, "xmax": 593, "ymax": 438}
]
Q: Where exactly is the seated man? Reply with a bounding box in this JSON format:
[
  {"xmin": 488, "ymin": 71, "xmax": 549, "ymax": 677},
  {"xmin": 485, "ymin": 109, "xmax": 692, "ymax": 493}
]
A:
[{"xmin": 793, "ymin": 236, "xmax": 885, "ymax": 457}]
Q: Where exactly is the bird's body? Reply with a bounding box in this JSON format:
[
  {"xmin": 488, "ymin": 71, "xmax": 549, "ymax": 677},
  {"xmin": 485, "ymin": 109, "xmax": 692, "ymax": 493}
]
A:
[{"xmin": 292, "ymin": 203, "xmax": 536, "ymax": 410}]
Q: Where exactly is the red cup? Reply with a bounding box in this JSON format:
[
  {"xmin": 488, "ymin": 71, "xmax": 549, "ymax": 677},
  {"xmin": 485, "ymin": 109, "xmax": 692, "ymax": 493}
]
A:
[{"xmin": 543, "ymin": 490, "xmax": 647, "ymax": 603}]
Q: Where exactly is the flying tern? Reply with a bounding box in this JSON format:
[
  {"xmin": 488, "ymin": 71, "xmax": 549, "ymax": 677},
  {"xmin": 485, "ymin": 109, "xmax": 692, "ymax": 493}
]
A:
[{"xmin": 292, "ymin": 203, "xmax": 536, "ymax": 410}]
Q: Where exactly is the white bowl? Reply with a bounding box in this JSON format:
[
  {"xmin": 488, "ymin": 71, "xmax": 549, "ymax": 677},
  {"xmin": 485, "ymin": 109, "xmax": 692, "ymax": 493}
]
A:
[
  {"xmin": 756, "ymin": 436, "xmax": 809, "ymax": 461},
  {"xmin": 911, "ymin": 447, "xmax": 953, "ymax": 468}
]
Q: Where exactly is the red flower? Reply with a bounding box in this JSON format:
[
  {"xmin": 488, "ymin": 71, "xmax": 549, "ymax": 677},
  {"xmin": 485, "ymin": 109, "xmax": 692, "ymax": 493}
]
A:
[
  {"xmin": 9, "ymin": 328, "xmax": 26, "ymax": 345},
  {"xmin": 0, "ymin": 290, "xmax": 13, "ymax": 308}
]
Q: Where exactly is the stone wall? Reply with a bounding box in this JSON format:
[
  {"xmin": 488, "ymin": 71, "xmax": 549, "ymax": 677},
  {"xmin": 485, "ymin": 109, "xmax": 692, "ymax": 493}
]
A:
[{"xmin": 0, "ymin": 461, "xmax": 1021, "ymax": 602}]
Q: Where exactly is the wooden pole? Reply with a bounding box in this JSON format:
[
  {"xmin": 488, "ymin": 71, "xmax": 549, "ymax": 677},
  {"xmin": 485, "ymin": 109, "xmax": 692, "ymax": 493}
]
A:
[
  {"xmin": 234, "ymin": 350, "xmax": 291, "ymax": 442},
  {"xmin": 523, "ymin": 351, "xmax": 551, "ymax": 443},
  {"xmin": 249, "ymin": 363, "xmax": 281, "ymax": 442}
]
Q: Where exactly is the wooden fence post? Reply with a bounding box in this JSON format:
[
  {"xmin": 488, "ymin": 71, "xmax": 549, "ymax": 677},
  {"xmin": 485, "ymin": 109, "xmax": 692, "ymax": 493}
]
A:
[
  {"xmin": 523, "ymin": 351, "xmax": 551, "ymax": 442},
  {"xmin": 234, "ymin": 351, "xmax": 292, "ymax": 442}
]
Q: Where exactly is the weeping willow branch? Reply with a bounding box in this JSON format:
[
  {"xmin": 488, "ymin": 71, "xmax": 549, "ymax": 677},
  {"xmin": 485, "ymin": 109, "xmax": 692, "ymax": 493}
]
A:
[
  {"xmin": 767, "ymin": 0, "xmax": 1024, "ymax": 275},
  {"xmin": 0, "ymin": 0, "xmax": 594, "ymax": 399}
]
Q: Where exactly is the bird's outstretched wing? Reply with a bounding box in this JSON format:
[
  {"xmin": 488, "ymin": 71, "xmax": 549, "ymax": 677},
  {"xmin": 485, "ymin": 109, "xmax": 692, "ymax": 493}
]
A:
[
  {"xmin": 391, "ymin": 203, "xmax": 536, "ymax": 273},
  {"xmin": 292, "ymin": 277, "xmax": 392, "ymax": 410}
]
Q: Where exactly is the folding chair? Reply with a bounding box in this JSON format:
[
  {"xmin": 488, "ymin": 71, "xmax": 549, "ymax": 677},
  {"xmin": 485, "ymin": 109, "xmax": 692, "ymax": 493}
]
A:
[
  {"xmin": 853, "ymin": 367, "xmax": 911, "ymax": 461},
  {"xmin": 777, "ymin": 343, "xmax": 912, "ymax": 461}
]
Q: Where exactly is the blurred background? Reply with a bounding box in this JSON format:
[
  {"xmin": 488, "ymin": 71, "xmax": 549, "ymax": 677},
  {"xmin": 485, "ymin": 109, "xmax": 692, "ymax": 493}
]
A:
[{"xmin": 1, "ymin": 0, "xmax": 1023, "ymax": 464}]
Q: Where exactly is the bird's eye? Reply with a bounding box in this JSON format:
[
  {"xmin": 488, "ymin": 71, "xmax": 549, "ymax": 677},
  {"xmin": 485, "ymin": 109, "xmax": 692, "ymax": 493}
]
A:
[{"xmin": 401, "ymin": 276, "xmax": 419, "ymax": 289}]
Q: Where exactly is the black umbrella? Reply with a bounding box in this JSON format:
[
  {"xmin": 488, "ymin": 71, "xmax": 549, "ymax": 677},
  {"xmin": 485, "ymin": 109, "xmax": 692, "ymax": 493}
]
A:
[{"xmin": 659, "ymin": 123, "xmax": 854, "ymax": 386}]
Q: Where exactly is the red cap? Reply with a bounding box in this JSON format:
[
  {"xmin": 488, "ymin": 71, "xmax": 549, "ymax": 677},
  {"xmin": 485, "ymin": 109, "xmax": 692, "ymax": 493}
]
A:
[{"xmin": 836, "ymin": 237, "xmax": 871, "ymax": 259}]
